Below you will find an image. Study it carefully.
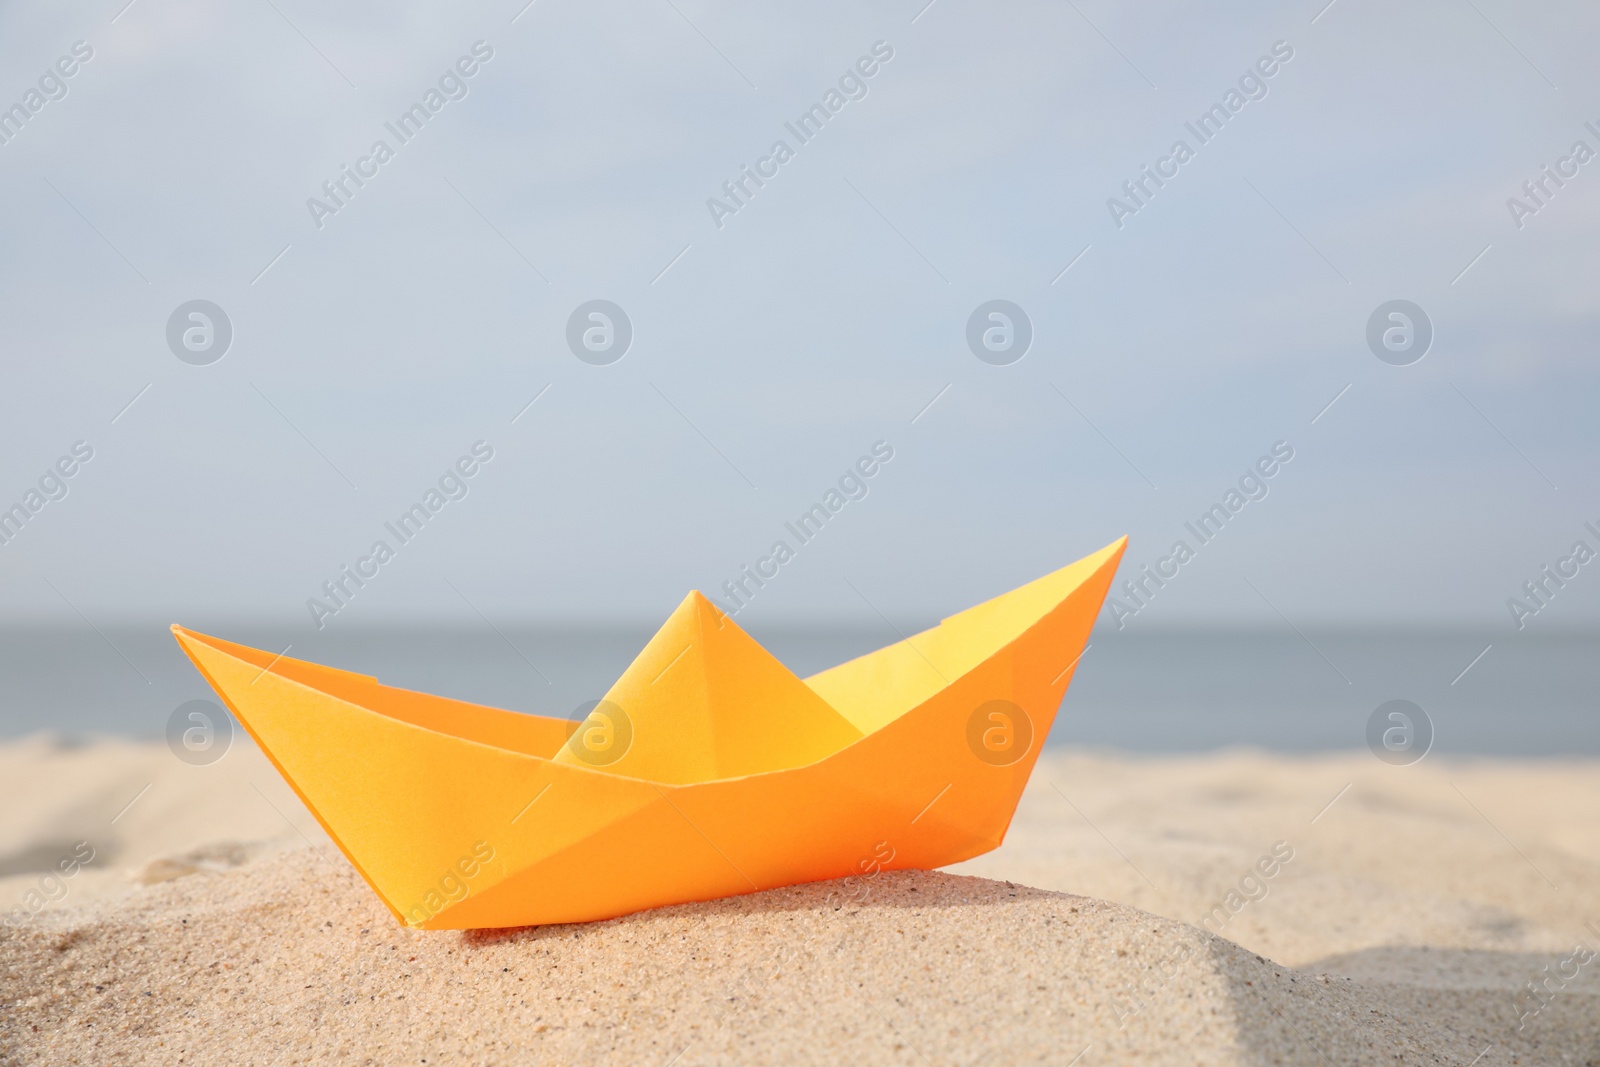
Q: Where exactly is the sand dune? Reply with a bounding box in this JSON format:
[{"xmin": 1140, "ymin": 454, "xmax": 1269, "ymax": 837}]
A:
[
  {"xmin": 2, "ymin": 739, "xmax": 1598, "ymax": 1064},
  {"xmin": 0, "ymin": 853, "xmax": 1517, "ymax": 1065}
]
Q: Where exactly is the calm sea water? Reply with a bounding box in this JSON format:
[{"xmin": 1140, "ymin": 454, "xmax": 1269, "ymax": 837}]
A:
[{"xmin": 1, "ymin": 624, "xmax": 1594, "ymax": 754}]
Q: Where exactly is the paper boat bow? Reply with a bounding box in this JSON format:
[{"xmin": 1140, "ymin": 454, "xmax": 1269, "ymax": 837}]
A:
[{"xmin": 174, "ymin": 538, "xmax": 1124, "ymax": 929}]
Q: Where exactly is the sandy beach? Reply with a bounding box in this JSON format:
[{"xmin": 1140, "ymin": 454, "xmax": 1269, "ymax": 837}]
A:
[{"xmin": 2, "ymin": 737, "xmax": 1597, "ymax": 1065}]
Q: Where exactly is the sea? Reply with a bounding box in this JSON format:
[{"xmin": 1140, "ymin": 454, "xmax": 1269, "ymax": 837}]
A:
[{"xmin": 1, "ymin": 624, "xmax": 1594, "ymax": 755}]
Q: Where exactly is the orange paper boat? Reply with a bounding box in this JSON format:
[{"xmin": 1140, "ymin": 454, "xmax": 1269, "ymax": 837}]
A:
[{"xmin": 173, "ymin": 537, "xmax": 1125, "ymax": 929}]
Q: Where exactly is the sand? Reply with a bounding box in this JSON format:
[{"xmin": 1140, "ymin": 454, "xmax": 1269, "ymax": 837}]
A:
[{"xmin": 2, "ymin": 737, "xmax": 1598, "ymax": 1065}]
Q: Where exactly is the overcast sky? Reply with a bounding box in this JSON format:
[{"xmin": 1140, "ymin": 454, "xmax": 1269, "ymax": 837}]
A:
[{"xmin": 1, "ymin": 0, "xmax": 1597, "ymax": 636}]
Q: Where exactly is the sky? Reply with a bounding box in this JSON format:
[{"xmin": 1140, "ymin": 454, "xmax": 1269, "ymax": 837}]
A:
[{"xmin": 1, "ymin": 0, "xmax": 1598, "ymax": 639}]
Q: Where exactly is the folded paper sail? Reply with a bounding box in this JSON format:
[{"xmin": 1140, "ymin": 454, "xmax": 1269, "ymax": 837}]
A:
[{"xmin": 173, "ymin": 537, "xmax": 1125, "ymax": 929}]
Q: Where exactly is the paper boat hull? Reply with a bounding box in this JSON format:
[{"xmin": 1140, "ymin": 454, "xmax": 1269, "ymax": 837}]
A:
[{"xmin": 173, "ymin": 538, "xmax": 1124, "ymax": 929}]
